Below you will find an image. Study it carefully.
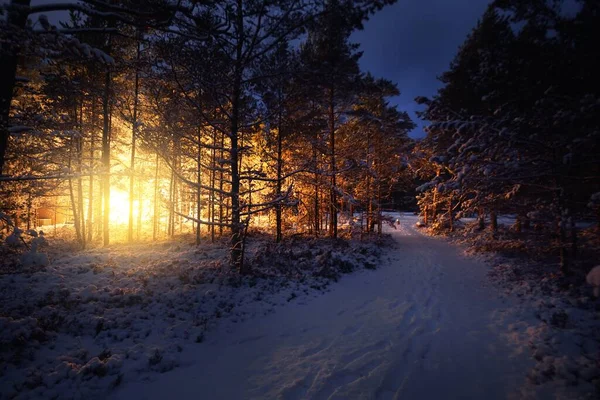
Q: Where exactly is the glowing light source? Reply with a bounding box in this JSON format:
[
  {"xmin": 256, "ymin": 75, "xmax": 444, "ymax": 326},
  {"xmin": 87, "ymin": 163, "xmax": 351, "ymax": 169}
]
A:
[{"xmin": 109, "ymin": 188, "xmax": 131, "ymax": 224}]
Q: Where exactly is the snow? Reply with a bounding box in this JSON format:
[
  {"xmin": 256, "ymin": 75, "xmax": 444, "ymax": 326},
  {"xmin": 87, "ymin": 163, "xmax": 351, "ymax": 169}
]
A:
[
  {"xmin": 20, "ymin": 241, "xmax": 49, "ymax": 268},
  {"xmin": 2, "ymin": 214, "xmax": 597, "ymax": 399},
  {"xmin": 112, "ymin": 213, "xmax": 535, "ymax": 399},
  {"xmin": 0, "ymin": 235, "xmax": 384, "ymax": 399}
]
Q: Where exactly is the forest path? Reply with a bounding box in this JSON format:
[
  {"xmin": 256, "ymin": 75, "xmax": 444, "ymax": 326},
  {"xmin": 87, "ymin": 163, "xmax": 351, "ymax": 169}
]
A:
[{"xmin": 114, "ymin": 213, "xmax": 530, "ymax": 400}]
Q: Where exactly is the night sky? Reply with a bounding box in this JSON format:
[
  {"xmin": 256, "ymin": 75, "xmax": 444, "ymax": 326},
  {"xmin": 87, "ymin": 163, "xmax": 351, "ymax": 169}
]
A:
[
  {"xmin": 27, "ymin": 0, "xmax": 493, "ymax": 139},
  {"xmin": 353, "ymin": 0, "xmax": 492, "ymax": 138}
]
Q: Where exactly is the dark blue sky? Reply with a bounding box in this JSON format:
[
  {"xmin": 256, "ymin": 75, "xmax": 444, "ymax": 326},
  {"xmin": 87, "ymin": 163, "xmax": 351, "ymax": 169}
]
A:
[
  {"xmin": 352, "ymin": 0, "xmax": 492, "ymax": 138},
  {"xmin": 26, "ymin": 0, "xmax": 493, "ymax": 138}
]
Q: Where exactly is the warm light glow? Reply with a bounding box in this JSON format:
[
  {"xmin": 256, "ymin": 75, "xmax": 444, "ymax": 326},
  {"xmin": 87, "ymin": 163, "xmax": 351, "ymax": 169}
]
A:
[{"xmin": 110, "ymin": 188, "xmax": 131, "ymax": 224}]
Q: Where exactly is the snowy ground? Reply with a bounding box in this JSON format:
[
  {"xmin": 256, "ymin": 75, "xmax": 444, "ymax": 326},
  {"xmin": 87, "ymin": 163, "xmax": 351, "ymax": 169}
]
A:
[
  {"xmin": 2, "ymin": 214, "xmax": 598, "ymax": 399},
  {"xmin": 0, "ymin": 233, "xmax": 384, "ymax": 399},
  {"xmin": 111, "ymin": 213, "xmax": 595, "ymax": 400}
]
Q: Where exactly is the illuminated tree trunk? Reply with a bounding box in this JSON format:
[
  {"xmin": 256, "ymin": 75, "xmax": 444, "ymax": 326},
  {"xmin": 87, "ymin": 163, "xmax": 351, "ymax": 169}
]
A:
[
  {"xmin": 76, "ymin": 99, "xmax": 86, "ymax": 248},
  {"xmin": 478, "ymin": 208, "xmax": 485, "ymax": 230},
  {"xmin": 196, "ymin": 127, "xmax": 202, "ymax": 245},
  {"xmin": 101, "ymin": 67, "xmax": 111, "ymax": 246},
  {"xmin": 313, "ymin": 134, "xmax": 320, "ymax": 237},
  {"xmin": 210, "ymin": 131, "xmax": 216, "ymax": 242},
  {"xmin": 68, "ymin": 177, "xmax": 81, "ymax": 242},
  {"xmin": 366, "ymin": 131, "xmax": 373, "ymax": 232},
  {"xmin": 87, "ymin": 98, "xmax": 96, "ymax": 243},
  {"xmin": 128, "ymin": 40, "xmax": 141, "ymax": 243},
  {"xmin": 153, "ymin": 152, "xmax": 159, "ymax": 241},
  {"xmin": 68, "ymin": 141, "xmax": 83, "ymax": 245},
  {"xmin": 219, "ymin": 133, "xmax": 224, "ymax": 237},
  {"xmin": 328, "ymin": 86, "xmax": 337, "ymax": 238},
  {"xmin": 26, "ymin": 192, "xmax": 32, "ymax": 231},
  {"xmin": 275, "ymin": 111, "xmax": 283, "ymax": 243},
  {"xmin": 490, "ymin": 207, "xmax": 498, "ymax": 233},
  {"xmin": 175, "ymin": 140, "xmax": 182, "ymax": 234},
  {"xmin": 377, "ymin": 182, "xmax": 382, "ymax": 235},
  {"xmin": 230, "ymin": 0, "xmax": 244, "ymax": 272},
  {"xmin": 368, "ymin": 198, "xmax": 374, "ymax": 232},
  {"xmin": 168, "ymin": 168, "xmax": 174, "ymax": 237},
  {"xmin": 448, "ymin": 196, "xmax": 454, "ymax": 232}
]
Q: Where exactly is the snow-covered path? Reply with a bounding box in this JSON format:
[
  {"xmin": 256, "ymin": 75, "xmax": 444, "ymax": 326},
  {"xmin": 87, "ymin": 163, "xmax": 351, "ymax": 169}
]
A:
[{"xmin": 114, "ymin": 213, "xmax": 530, "ymax": 400}]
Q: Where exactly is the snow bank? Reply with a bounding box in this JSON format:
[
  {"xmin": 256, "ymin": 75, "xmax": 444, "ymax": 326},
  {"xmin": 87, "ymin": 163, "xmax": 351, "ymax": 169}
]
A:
[
  {"xmin": 427, "ymin": 214, "xmax": 600, "ymax": 399},
  {"xmin": 488, "ymin": 261, "xmax": 600, "ymax": 399}
]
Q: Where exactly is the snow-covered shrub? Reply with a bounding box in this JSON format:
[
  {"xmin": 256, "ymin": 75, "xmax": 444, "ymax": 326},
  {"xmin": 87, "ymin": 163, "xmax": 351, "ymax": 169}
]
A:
[
  {"xmin": 20, "ymin": 233, "xmax": 50, "ymax": 268},
  {"xmin": 585, "ymin": 266, "xmax": 600, "ymax": 297},
  {"xmin": 0, "ymin": 220, "xmax": 50, "ymax": 271},
  {"xmin": 5, "ymin": 226, "xmax": 24, "ymax": 247}
]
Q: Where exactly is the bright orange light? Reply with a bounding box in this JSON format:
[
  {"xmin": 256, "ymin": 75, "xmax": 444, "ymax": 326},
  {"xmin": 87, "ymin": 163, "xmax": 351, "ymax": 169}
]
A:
[{"xmin": 110, "ymin": 188, "xmax": 130, "ymax": 224}]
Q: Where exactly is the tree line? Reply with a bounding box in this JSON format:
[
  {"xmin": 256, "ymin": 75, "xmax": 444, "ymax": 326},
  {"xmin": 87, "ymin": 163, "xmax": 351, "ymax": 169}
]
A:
[
  {"xmin": 414, "ymin": 0, "xmax": 600, "ymax": 273},
  {"xmin": 0, "ymin": 0, "xmax": 414, "ymax": 272}
]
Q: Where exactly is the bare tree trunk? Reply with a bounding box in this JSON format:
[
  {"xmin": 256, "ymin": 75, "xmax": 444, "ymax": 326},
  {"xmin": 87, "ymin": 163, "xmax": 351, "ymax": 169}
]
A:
[
  {"xmin": 366, "ymin": 131, "xmax": 373, "ymax": 233},
  {"xmin": 26, "ymin": 192, "xmax": 32, "ymax": 231},
  {"xmin": 515, "ymin": 215, "xmax": 522, "ymax": 233},
  {"xmin": 168, "ymin": 168, "xmax": 174, "ymax": 237},
  {"xmin": 77, "ymin": 99, "xmax": 86, "ymax": 248},
  {"xmin": 377, "ymin": 184, "xmax": 382, "ymax": 235},
  {"xmin": 313, "ymin": 143, "xmax": 319, "ymax": 237},
  {"xmin": 328, "ymin": 86, "xmax": 337, "ymax": 238},
  {"xmin": 68, "ymin": 142, "xmax": 82, "ymax": 245},
  {"xmin": 275, "ymin": 111, "xmax": 283, "ymax": 243},
  {"xmin": 68, "ymin": 177, "xmax": 82, "ymax": 243},
  {"xmin": 231, "ymin": 0, "xmax": 244, "ymax": 272},
  {"xmin": 174, "ymin": 139, "xmax": 181, "ymax": 235},
  {"xmin": 490, "ymin": 208, "xmax": 498, "ymax": 234},
  {"xmin": 432, "ymin": 169, "xmax": 440, "ymax": 223},
  {"xmin": 524, "ymin": 213, "xmax": 531, "ymax": 230},
  {"xmin": 559, "ymin": 216, "xmax": 567, "ymax": 274},
  {"xmin": 128, "ymin": 40, "xmax": 141, "ymax": 243},
  {"xmin": 87, "ymin": 96, "xmax": 98, "ymax": 243},
  {"xmin": 210, "ymin": 134, "xmax": 216, "ymax": 243},
  {"xmin": 219, "ymin": 133, "xmax": 224, "ymax": 237},
  {"xmin": 153, "ymin": 153, "xmax": 159, "ymax": 241},
  {"xmin": 101, "ymin": 68, "xmax": 111, "ymax": 246},
  {"xmin": 448, "ymin": 196, "xmax": 453, "ymax": 232},
  {"xmin": 87, "ymin": 99, "xmax": 95, "ymax": 244},
  {"xmin": 368, "ymin": 198, "xmax": 374, "ymax": 232},
  {"xmin": 196, "ymin": 127, "xmax": 202, "ymax": 245}
]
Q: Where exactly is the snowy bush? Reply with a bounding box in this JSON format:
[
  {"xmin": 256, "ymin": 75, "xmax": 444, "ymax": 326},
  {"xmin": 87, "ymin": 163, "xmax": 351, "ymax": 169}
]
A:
[
  {"xmin": 585, "ymin": 266, "xmax": 600, "ymax": 297},
  {"xmin": 0, "ymin": 221, "xmax": 50, "ymax": 272}
]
